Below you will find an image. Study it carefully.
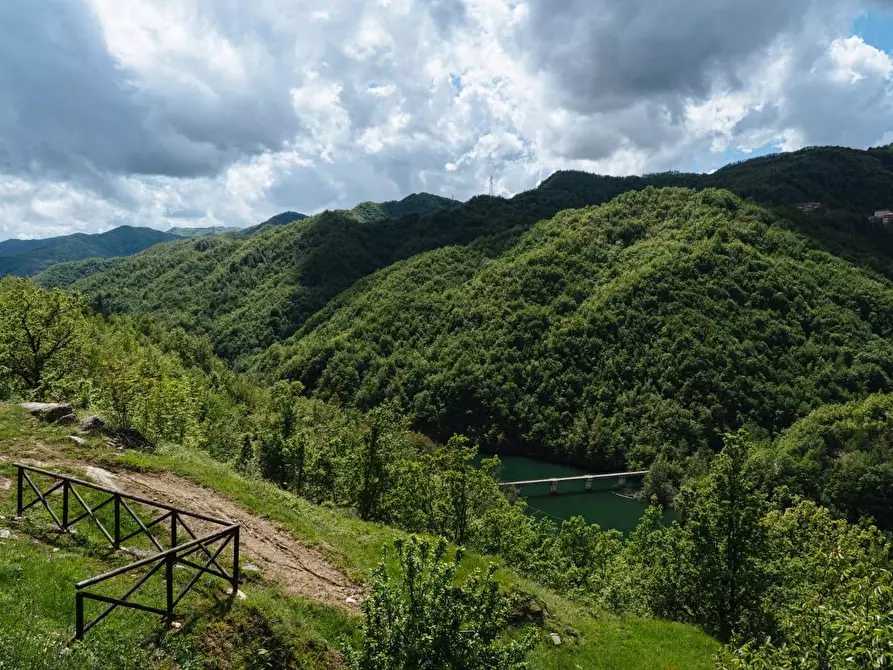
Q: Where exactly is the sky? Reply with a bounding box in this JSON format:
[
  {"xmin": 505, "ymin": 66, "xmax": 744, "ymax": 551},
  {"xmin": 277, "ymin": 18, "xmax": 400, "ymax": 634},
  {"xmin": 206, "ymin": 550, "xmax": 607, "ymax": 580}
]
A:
[{"xmin": 1, "ymin": 0, "xmax": 893, "ymax": 241}]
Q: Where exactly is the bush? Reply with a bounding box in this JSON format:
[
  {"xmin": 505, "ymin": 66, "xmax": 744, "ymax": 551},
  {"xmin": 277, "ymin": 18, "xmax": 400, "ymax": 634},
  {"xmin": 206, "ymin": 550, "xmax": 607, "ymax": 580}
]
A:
[{"xmin": 347, "ymin": 537, "xmax": 535, "ymax": 670}]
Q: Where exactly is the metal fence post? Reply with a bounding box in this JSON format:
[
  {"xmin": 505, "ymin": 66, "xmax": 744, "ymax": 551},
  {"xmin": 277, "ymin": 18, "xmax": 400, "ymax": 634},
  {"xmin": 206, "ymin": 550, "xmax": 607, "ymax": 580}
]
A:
[
  {"xmin": 231, "ymin": 526, "xmax": 240, "ymax": 593},
  {"xmin": 113, "ymin": 494, "xmax": 121, "ymax": 548},
  {"xmin": 16, "ymin": 466, "xmax": 23, "ymax": 517},
  {"xmin": 62, "ymin": 480, "xmax": 69, "ymax": 530},
  {"xmin": 170, "ymin": 511, "xmax": 177, "ymax": 549},
  {"xmin": 75, "ymin": 592, "xmax": 84, "ymax": 640},
  {"xmin": 166, "ymin": 553, "xmax": 175, "ymax": 619}
]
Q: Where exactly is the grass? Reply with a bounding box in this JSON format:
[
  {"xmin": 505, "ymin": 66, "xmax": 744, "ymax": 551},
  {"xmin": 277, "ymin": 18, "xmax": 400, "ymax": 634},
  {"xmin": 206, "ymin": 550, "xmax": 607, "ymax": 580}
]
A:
[{"xmin": 0, "ymin": 404, "xmax": 720, "ymax": 668}]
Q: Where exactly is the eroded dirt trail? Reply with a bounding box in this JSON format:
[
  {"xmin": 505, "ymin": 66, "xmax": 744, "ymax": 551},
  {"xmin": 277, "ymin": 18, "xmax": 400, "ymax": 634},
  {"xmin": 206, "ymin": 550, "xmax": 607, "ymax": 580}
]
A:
[
  {"xmin": 111, "ymin": 469, "xmax": 360, "ymax": 610},
  {"xmin": 9, "ymin": 450, "xmax": 361, "ymax": 611}
]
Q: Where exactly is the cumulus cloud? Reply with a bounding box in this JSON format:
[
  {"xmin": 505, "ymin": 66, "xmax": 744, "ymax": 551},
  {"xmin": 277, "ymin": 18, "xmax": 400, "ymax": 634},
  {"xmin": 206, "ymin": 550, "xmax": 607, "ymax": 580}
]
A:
[{"xmin": 0, "ymin": 0, "xmax": 891, "ymax": 239}]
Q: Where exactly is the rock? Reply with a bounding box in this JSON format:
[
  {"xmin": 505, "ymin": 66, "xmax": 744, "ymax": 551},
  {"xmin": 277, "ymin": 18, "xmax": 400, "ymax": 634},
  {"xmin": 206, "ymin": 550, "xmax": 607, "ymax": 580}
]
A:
[
  {"xmin": 550, "ymin": 633, "xmax": 562, "ymax": 646},
  {"xmin": 56, "ymin": 413, "xmax": 78, "ymax": 425},
  {"xmin": 0, "ymin": 529, "xmax": 11, "ymax": 539},
  {"xmin": 225, "ymin": 587, "xmax": 247, "ymax": 600},
  {"xmin": 65, "ymin": 435, "xmax": 89, "ymax": 447},
  {"xmin": 105, "ymin": 427, "xmax": 153, "ymax": 451},
  {"xmin": 80, "ymin": 415, "xmax": 105, "ymax": 432},
  {"xmin": 20, "ymin": 402, "xmax": 72, "ymax": 422},
  {"xmin": 507, "ymin": 590, "xmax": 547, "ymax": 627},
  {"xmin": 346, "ymin": 595, "xmax": 361, "ymax": 606},
  {"xmin": 169, "ymin": 621, "xmax": 182, "ymax": 630}
]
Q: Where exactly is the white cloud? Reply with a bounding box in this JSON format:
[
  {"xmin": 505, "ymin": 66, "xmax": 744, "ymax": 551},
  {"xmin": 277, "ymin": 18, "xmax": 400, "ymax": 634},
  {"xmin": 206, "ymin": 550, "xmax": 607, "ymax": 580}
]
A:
[
  {"xmin": 0, "ymin": 0, "xmax": 892, "ymax": 240},
  {"xmin": 828, "ymin": 35, "xmax": 893, "ymax": 83}
]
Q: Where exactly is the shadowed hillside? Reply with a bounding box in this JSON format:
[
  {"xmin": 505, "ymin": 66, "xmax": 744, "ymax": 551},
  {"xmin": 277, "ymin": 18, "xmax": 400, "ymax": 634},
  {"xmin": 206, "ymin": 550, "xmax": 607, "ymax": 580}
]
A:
[{"xmin": 0, "ymin": 226, "xmax": 179, "ymax": 277}]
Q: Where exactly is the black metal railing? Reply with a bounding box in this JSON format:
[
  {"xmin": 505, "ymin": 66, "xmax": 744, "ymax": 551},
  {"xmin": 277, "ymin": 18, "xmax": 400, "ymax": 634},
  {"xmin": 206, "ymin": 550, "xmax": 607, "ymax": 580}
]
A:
[{"xmin": 13, "ymin": 463, "xmax": 240, "ymax": 640}]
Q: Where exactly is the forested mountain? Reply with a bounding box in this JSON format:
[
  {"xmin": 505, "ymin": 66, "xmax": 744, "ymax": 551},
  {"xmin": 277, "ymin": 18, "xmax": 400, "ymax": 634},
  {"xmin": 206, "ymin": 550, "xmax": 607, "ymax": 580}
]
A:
[
  {"xmin": 239, "ymin": 211, "xmax": 308, "ymax": 236},
  {"xmin": 37, "ymin": 192, "xmax": 463, "ymax": 364},
  {"xmin": 35, "ymin": 146, "xmax": 893, "ymax": 370},
  {"xmin": 167, "ymin": 225, "xmax": 242, "ymax": 237},
  {"xmin": 262, "ymin": 187, "xmax": 893, "ymax": 472},
  {"xmin": 7, "ymin": 145, "xmax": 893, "ymax": 667},
  {"xmin": 0, "ymin": 225, "xmax": 179, "ymax": 277}
]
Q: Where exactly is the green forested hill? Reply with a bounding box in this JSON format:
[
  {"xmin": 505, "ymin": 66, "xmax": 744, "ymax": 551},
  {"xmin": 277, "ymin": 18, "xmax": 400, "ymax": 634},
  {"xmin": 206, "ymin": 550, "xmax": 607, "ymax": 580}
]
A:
[
  {"xmin": 167, "ymin": 225, "xmax": 242, "ymax": 237},
  {"xmin": 541, "ymin": 144, "xmax": 893, "ymax": 212},
  {"xmin": 0, "ymin": 225, "xmax": 179, "ymax": 277},
  {"xmin": 263, "ymin": 187, "xmax": 893, "ymax": 469},
  {"xmin": 34, "ymin": 145, "xmax": 893, "ymax": 370},
  {"xmin": 752, "ymin": 392, "xmax": 893, "ymax": 528},
  {"xmin": 37, "ymin": 193, "xmax": 465, "ymax": 364},
  {"xmin": 239, "ymin": 210, "xmax": 308, "ymax": 236}
]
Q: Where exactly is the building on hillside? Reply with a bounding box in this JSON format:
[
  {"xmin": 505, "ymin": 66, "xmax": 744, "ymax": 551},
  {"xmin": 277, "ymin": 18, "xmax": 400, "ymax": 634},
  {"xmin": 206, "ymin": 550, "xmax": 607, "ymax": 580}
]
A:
[
  {"xmin": 797, "ymin": 202, "xmax": 825, "ymax": 215},
  {"xmin": 870, "ymin": 209, "xmax": 893, "ymax": 225}
]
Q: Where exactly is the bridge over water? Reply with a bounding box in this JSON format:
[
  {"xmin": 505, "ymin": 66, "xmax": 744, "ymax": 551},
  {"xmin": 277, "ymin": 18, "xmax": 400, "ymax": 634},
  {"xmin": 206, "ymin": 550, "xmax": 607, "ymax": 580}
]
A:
[{"xmin": 499, "ymin": 470, "xmax": 648, "ymax": 495}]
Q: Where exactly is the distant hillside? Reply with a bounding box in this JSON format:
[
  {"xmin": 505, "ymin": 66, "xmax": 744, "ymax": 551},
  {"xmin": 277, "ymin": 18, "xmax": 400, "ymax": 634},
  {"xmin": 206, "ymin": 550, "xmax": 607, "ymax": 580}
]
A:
[
  {"xmin": 168, "ymin": 225, "xmax": 241, "ymax": 237},
  {"xmin": 240, "ymin": 211, "xmax": 308, "ymax": 237},
  {"xmin": 265, "ymin": 187, "xmax": 893, "ymax": 472},
  {"xmin": 37, "ymin": 193, "xmax": 464, "ymax": 364},
  {"xmin": 37, "ymin": 146, "xmax": 893, "ymax": 366},
  {"xmin": 0, "ymin": 226, "xmax": 178, "ymax": 277},
  {"xmin": 350, "ymin": 193, "xmax": 460, "ymax": 223}
]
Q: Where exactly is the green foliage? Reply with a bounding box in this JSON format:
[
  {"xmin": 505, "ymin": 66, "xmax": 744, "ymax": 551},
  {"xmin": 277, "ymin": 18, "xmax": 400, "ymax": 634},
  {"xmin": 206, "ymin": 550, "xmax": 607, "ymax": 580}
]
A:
[
  {"xmin": 347, "ymin": 537, "xmax": 535, "ymax": 670},
  {"xmin": 0, "ymin": 278, "xmax": 249, "ymax": 452},
  {"xmin": 720, "ymin": 524, "xmax": 893, "ymax": 668},
  {"xmin": 34, "ymin": 145, "xmax": 893, "ymax": 375},
  {"xmin": 0, "ymin": 276, "xmax": 89, "ymax": 398},
  {"xmin": 674, "ymin": 433, "xmax": 771, "ymax": 642},
  {"xmin": 0, "ymin": 226, "xmax": 178, "ymax": 277},
  {"xmin": 270, "ymin": 188, "xmax": 893, "ymax": 491},
  {"xmin": 36, "ymin": 193, "xmax": 461, "ymax": 367},
  {"xmin": 751, "ymin": 393, "xmax": 893, "ymax": 529}
]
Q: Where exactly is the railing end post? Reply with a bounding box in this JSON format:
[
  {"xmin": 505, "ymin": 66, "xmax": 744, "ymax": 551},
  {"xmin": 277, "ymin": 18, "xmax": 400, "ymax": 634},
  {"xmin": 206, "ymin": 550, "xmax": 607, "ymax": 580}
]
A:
[
  {"xmin": 231, "ymin": 526, "xmax": 240, "ymax": 592},
  {"xmin": 16, "ymin": 466, "xmax": 23, "ymax": 518},
  {"xmin": 75, "ymin": 592, "xmax": 84, "ymax": 641}
]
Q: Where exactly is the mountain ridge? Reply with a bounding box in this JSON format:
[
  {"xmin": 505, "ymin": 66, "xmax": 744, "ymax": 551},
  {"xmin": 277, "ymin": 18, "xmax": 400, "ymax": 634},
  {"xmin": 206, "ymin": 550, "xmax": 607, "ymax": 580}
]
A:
[
  {"xmin": 35, "ymin": 145, "xmax": 893, "ymax": 369},
  {"xmin": 0, "ymin": 225, "xmax": 180, "ymax": 277}
]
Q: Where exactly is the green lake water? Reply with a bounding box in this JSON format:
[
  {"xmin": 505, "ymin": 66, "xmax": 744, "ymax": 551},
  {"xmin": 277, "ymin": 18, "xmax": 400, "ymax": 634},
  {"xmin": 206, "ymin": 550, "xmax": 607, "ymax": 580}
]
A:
[{"xmin": 482, "ymin": 454, "xmax": 671, "ymax": 534}]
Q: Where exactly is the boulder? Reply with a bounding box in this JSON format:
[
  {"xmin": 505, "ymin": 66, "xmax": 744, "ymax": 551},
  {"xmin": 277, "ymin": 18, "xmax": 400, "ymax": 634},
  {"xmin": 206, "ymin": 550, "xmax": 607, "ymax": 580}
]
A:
[
  {"xmin": 56, "ymin": 413, "xmax": 78, "ymax": 425},
  {"xmin": 65, "ymin": 435, "xmax": 89, "ymax": 447},
  {"xmin": 20, "ymin": 402, "xmax": 72, "ymax": 422},
  {"xmin": 105, "ymin": 427, "xmax": 153, "ymax": 451},
  {"xmin": 550, "ymin": 633, "xmax": 562, "ymax": 646},
  {"xmin": 0, "ymin": 529, "xmax": 10, "ymax": 539},
  {"xmin": 507, "ymin": 590, "xmax": 547, "ymax": 627},
  {"xmin": 80, "ymin": 415, "xmax": 105, "ymax": 432}
]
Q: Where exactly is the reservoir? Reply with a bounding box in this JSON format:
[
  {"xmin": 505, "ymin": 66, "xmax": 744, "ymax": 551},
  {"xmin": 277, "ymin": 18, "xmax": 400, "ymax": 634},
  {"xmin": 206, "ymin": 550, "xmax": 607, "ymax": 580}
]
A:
[{"xmin": 486, "ymin": 454, "xmax": 670, "ymax": 534}]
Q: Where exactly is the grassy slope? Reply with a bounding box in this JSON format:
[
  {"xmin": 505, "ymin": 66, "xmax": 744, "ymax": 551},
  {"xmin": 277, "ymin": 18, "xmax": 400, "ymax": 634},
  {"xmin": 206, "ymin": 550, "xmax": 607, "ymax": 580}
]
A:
[{"xmin": 0, "ymin": 405, "xmax": 717, "ymax": 669}]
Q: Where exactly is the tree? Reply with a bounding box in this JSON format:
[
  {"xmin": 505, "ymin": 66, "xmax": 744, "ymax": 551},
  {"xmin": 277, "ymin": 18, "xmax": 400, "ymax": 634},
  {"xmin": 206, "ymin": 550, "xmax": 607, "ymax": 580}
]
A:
[
  {"xmin": 676, "ymin": 431, "xmax": 771, "ymax": 642},
  {"xmin": 0, "ymin": 277, "xmax": 87, "ymax": 397},
  {"xmin": 554, "ymin": 516, "xmax": 622, "ymax": 591},
  {"xmin": 355, "ymin": 404, "xmax": 409, "ymax": 521},
  {"xmin": 719, "ymin": 565, "xmax": 893, "ymax": 669},
  {"xmin": 348, "ymin": 537, "xmax": 535, "ymax": 670}
]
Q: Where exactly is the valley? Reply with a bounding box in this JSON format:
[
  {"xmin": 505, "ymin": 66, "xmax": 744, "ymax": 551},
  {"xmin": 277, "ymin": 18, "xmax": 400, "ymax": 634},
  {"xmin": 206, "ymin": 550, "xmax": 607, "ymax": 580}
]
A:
[{"xmin": 3, "ymin": 144, "xmax": 893, "ymax": 668}]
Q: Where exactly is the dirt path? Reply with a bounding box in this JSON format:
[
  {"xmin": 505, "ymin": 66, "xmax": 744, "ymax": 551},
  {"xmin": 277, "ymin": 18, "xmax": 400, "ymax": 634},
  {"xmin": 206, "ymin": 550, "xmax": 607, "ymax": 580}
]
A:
[
  {"xmin": 109, "ymin": 469, "xmax": 361, "ymax": 610},
  {"xmin": 10, "ymin": 451, "xmax": 362, "ymax": 611}
]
